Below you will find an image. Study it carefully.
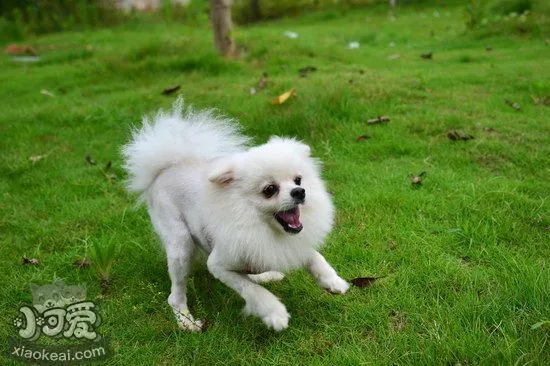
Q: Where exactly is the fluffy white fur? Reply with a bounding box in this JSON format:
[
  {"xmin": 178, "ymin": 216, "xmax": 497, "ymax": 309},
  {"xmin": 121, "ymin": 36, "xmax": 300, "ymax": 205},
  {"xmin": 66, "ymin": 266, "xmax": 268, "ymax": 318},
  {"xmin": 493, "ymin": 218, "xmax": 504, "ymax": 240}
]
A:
[{"xmin": 122, "ymin": 99, "xmax": 349, "ymax": 332}]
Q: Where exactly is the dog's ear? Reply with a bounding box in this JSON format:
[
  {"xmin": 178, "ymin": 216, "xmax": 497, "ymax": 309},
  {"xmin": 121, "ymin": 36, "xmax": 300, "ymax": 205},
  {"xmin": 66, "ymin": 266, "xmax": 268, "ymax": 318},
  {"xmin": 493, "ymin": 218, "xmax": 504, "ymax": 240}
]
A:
[
  {"xmin": 209, "ymin": 168, "xmax": 234, "ymax": 186},
  {"xmin": 268, "ymin": 136, "xmax": 311, "ymax": 157},
  {"xmin": 208, "ymin": 159, "xmax": 235, "ymax": 186}
]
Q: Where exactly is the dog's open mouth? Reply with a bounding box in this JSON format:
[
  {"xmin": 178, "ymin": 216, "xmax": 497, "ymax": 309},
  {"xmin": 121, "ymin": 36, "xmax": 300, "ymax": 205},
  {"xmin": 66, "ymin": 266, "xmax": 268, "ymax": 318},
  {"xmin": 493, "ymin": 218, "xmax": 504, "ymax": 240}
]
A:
[{"xmin": 274, "ymin": 206, "xmax": 303, "ymax": 234}]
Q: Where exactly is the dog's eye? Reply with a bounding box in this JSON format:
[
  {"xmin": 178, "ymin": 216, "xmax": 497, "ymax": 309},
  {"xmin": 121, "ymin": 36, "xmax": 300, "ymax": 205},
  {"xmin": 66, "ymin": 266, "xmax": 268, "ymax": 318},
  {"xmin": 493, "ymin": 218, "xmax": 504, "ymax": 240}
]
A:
[
  {"xmin": 294, "ymin": 176, "xmax": 302, "ymax": 186},
  {"xmin": 262, "ymin": 184, "xmax": 279, "ymax": 198}
]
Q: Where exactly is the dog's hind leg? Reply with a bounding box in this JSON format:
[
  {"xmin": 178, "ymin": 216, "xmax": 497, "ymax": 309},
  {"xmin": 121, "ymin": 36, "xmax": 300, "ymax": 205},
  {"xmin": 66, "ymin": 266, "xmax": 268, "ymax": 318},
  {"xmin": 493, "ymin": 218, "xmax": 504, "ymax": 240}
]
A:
[
  {"xmin": 165, "ymin": 239, "xmax": 203, "ymax": 332},
  {"xmin": 248, "ymin": 271, "xmax": 285, "ymax": 284},
  {"xmin": 149, "ymin": 202, "xmax": 203, "ymax": 332}
]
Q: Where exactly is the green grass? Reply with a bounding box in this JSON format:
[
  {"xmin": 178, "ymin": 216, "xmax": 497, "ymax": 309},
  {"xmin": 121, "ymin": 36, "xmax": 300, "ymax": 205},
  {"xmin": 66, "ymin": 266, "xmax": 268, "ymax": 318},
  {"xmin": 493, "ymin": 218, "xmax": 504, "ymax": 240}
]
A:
[{"xmin": 1, "ymin": 3, "xmax": 549, "ymax": 365}]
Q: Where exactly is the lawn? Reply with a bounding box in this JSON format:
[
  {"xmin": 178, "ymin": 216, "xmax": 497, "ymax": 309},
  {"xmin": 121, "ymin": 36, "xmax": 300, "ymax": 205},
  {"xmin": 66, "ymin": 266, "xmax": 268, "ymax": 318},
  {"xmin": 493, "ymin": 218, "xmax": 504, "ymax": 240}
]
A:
[{"xmin": 1, "ymin": 2, "xmax": 549, "ymax": 365}]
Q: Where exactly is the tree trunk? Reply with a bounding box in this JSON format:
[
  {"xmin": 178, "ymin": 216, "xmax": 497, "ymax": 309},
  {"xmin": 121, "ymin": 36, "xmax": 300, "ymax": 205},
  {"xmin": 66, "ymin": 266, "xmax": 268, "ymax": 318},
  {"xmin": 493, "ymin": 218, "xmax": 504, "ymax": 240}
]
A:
[
  {"xmin": 249, "ymin": 0, "xmax": 261, "ymax": 22},
  {"xmin": 210, "ymin": 0, "xmax": 235, "ymax": 57}
]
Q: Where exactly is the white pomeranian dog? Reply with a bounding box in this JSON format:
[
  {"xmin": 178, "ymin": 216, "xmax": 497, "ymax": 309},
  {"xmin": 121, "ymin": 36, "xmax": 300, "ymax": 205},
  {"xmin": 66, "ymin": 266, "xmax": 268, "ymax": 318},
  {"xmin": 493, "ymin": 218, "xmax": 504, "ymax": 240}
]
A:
[{"xmin": 122, "ymin": 99, "xmax": 349, "ymax": 332}]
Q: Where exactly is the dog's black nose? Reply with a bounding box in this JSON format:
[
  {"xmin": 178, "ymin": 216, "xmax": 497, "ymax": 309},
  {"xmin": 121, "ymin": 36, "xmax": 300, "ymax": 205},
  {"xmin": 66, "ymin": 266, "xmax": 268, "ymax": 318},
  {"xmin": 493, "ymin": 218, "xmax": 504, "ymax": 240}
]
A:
[{"xmin": 290, "ymin": 187, "xmax": 305, "ymax": 202}]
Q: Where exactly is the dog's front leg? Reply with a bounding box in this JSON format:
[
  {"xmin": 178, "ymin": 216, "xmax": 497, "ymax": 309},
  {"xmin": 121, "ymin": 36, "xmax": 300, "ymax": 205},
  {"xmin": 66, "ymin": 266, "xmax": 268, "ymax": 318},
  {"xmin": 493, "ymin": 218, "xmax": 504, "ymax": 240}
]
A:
[
  {"xmin": 307, "ymin": 251, "xmax": 349, "ymax": 294},
  {"xmin": 207, "ymin": 254, "xmax": 289, "ymax": 331}
]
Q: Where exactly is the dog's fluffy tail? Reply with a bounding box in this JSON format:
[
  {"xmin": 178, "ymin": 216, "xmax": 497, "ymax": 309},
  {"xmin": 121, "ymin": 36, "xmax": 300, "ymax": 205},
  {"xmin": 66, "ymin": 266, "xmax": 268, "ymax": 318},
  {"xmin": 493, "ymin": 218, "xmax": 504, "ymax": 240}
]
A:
[{"xmin": 122, "ymin": 98, "xmax": 249, "ymax": 194}]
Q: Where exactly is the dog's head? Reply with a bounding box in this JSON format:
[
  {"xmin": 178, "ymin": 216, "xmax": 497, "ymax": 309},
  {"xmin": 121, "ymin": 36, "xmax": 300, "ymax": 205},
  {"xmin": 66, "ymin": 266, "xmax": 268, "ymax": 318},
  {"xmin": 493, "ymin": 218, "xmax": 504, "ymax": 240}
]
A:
[{"xmin": 208, "ymin": 137, "xmax": 331, "ymax": 235}]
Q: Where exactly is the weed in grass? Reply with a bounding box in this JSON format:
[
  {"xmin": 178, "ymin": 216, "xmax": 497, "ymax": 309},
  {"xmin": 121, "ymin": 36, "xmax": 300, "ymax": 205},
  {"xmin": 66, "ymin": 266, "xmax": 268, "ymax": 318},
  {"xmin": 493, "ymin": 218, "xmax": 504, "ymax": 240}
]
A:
[{"xmin": 89, "ymin": 238, "xmax": 119, "ymax": 294}]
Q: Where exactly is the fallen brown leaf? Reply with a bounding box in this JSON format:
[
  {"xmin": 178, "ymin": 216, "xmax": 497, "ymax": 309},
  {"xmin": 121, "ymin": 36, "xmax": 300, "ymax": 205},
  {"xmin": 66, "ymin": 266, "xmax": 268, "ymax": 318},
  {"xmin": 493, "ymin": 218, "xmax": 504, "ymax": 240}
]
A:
[
  {"xmin": 6, "ymin": 44, "xmax": 37, "ymax": 56},
  {"xmin": 271, "ymin": 89, "xmax": 296, "ymax": 105},
  {"xmin": 531, "ymin": 96, "xmax": 550, "ymax": 106},
  {"xmin": 447, "ymin": 130, "xmax": 474, "ymax": 141},
  {"xmin": 389, "ymin": 310, "xmax": 407, "ymax": 331},
  {"xmin": 299, "ymin": 66, "xmax": 317, "ymax": 77},
  {"xmin": 409, "ymin": 171, "xmax": 426, "ymax": 186},
  {"xmin": 162, "ymin": 85, "xmax": 181, "ymax": 95},
  {"xmin": 73, "ymin": 259, "xmax": 92, "ymax": 268},
  {"xmin": 505, "ymin": 99, "xmax": 521, "ymax": 111},
  {"xmin": 367, "ymin": 116, "xmax": 390, "ymax": 125},
  {"xmin": 356, "ymin": 135, "xmax": 370, "ymax": 142},
  {"xmin": 258, "ymin": 72, "xmax": 268, "ymax": 89},
  {"xmin": 350, "ymin": 277, "xmax": 383, "ymax": 288},
  {"xmin": 85, "ymin": 153, "xmax": 97, "ymax": 165},
  {"xmin": 22, "ymin": 257, "xmax": 40, "ymax": 266}
]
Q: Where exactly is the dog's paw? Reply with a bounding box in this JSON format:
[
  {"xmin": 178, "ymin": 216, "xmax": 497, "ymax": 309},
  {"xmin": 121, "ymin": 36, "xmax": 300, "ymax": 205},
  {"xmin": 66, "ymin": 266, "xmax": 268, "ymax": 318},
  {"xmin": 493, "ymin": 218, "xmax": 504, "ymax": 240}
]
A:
[
  {"xmin": 319, "ymin": 275, "xmax": 350, "ymax": 294},
  {"xmin": 262, "ymin": 309, "xmax": 289, "ymax": 332},
  {"xmin": 242, "ymin": 290, "xmax": 289, "ymax": 331},
  {"xmin": 248, "ymin": 271, "xmax": 285, "ymax": 284},
  {"xmin": 173, "ymin": 309, "xmax": 203, "ymax": 332}
]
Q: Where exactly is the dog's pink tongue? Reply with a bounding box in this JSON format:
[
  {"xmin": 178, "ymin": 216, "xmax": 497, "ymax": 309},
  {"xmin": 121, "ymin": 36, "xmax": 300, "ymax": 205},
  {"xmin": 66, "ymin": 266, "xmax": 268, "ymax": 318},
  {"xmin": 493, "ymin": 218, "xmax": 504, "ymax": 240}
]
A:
[{"xmin": 279, "ymin": 207, "xmax": 301, "ymax": 228}]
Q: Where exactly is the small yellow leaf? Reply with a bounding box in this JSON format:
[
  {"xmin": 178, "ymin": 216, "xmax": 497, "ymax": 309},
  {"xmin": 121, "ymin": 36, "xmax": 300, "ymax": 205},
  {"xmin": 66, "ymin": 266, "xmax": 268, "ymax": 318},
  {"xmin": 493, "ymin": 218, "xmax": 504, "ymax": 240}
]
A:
[
  {"xmin": 271, "ymin": 89, "xmax": 296, "ymax": 105},
  {"xmin": 29, "ymin": 154, "xmax": 47, "ymax": 163},
  {"xmin": 40, "ymin": 89, "xmax": 55, "ymax": 98}
]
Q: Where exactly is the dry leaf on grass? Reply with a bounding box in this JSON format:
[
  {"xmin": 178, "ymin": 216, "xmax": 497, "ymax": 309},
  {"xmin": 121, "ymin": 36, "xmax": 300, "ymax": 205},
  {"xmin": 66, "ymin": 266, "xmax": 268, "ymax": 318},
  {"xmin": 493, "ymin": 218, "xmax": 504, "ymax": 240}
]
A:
[
  {"xmin": 73, "ymin": 259, "xmax": 92, "ymax": 268},
  {"xmin": 258, "ymin": 72, "xmax": 268, "ymax": 89},
  {"xmin": 29, "ymin": 154, "xmax": 48, "ymax": 163},
  {"xmin": 366, "ymin": 116, "xmax": 390, "ymax": 125},
  {"xmin": 271, "ymin": 89, "xmax": 296, "ymax": 105},
  {"xmin": 447, "ymin": 130, "xmax": 474, "ymax": 141},
  {"xmin": 350, "ymin": 277, "xmax": 384, "ymax": 288},
  {"xmin": 22, "ymin": 257, "xmax": 40, "ymax": 266},
  {"xmin": 6, "ymin": 44, "xmax": 37, "ymax": 55},
  {"xmin": 409, "ymin": 171, "xmax": 427, "ymax": 186},
  {"xmin": 531, "ymin": 96, "xmax": 550, "ymax": 106},
  {"xmin": 163, "ymin": 85, "xmax": 181, "ymax": 95},
  {"xmin": 505, "ymin": 99, "xmax": 521, "ymax": 111},
  {"xmin": 40, "ymin": 89, "xmax": 55, "ymax": 98},
  {"xmin": 85, "ymin": 153, "xmax": 97, "ymax": 165},
  {"xmin": 356, "ymin": 135, "xmax": 370, "ymax": 142},
  {"xmin": 284, "ymin": 31, "xmax": 298, "ymax": 39},
  {"xmin": 389, "ymin": 310, "xmax": 407, "ymax": 331},
  {"xmin": 298, "ymin": 66, "xmax": 317, "ymax": 77}
]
